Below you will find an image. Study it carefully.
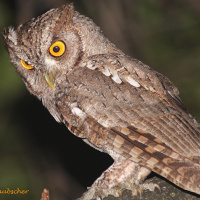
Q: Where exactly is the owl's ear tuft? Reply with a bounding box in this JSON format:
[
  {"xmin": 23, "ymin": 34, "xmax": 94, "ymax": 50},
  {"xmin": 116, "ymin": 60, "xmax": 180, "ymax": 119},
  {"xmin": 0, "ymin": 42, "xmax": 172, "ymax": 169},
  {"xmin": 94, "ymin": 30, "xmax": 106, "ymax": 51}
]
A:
[
  {"xmin": 65, "ymin": 3, "xmax": 75, "ymax": 12},
  {"xmin": 2, "ymin": 27, "xmax": 18, "ymax": 52},
  {"xmin": 56, "ymin": 3, "xmax": 75, "ymax": 29}
]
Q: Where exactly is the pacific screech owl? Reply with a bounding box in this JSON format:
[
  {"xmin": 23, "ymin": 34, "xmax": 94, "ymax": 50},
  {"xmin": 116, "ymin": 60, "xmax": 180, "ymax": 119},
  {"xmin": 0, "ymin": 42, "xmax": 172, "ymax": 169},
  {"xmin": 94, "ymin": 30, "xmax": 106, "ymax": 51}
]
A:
[{"xmin": 3, "ymin": 4, "xmax": 200, "ymax": 200}]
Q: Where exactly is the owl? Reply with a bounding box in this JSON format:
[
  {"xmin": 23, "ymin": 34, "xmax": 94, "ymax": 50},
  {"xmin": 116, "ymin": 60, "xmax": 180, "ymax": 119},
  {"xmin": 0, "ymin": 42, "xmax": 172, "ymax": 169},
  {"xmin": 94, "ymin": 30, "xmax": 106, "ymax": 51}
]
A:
[{"xmin": 3, "ymin": 4, "xmax": 200, "ymax": 200}]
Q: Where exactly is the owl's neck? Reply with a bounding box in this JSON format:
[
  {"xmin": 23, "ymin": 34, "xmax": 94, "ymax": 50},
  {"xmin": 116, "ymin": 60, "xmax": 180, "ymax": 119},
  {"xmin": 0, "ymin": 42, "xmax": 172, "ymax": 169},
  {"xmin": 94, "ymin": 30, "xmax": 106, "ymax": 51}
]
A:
[{"xmin": 72, "ymin": 11, "xmax": 123, "ymax": 57}]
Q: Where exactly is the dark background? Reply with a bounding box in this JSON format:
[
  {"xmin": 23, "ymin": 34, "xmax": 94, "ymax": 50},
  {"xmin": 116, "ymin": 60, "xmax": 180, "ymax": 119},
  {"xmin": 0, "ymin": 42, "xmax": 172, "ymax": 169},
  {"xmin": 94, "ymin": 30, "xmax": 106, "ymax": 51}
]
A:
[{"xmin": 1, "ymin": 0, "xmax": 200, "ymax": 199}]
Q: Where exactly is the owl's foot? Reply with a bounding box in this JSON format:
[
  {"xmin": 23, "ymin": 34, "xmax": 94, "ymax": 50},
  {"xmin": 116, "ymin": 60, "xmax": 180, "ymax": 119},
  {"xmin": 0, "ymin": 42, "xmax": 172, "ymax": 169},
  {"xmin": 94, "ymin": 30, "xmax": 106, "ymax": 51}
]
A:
[
  {"xmin": 78, "ymin": 179, "xmax": 160, "ymax": 200},
  {"xmin": 122, "ymin": 177, "xmax": 160, "ymax": 198},
  {"xmin": 138, "ymin": 180, "xmax": 160, "ymax": 195},
  {"xmin": 78, "ymin": 186, "xmax": 122, "ymax": 200},
  {"xmin": 77, "ymin": 159, "xmax": 155, "ymax": 200},
  {"xmin": 78, "ymin": 159, "xmax": 138, "ymax": 200}
]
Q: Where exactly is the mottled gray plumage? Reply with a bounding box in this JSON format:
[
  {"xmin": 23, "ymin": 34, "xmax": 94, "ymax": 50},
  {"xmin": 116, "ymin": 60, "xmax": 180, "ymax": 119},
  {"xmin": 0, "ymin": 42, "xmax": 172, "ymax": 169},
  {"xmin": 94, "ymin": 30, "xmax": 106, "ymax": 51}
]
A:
[{"xmin": 3, "ymin": 4, "xmax": 200, "ymax": 199}]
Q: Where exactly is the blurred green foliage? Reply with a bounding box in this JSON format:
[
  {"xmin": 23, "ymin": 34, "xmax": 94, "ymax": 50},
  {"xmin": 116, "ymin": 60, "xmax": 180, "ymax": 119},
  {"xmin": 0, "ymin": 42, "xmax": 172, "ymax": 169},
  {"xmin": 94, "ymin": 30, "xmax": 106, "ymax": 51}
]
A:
[{"xmin": 1, "ymin": 0, "xmax": 200, "ymax": 199}]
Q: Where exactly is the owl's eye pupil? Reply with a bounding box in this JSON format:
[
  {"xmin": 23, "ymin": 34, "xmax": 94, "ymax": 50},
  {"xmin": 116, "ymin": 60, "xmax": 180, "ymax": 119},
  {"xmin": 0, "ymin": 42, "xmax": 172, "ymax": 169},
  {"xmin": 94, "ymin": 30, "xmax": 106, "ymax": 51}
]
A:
[
  {"xmin": 53, "ymin": 46, "xmax": 60, "ymax": 53},
  {"xmin": 25, "ymin": 61, "xmax": 30, "ymax": 65},
  {"xmin": 21, "ymin": 60, "xmax": 34, "ymax": 69}
]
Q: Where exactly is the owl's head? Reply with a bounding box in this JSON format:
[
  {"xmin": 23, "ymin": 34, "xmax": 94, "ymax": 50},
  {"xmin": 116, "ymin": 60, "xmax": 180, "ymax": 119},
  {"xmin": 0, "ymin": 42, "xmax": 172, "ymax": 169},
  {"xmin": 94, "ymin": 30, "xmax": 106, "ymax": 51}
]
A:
[{"xmin": 3, "ymin": 4, "xmax": 119, "ymax": 100}]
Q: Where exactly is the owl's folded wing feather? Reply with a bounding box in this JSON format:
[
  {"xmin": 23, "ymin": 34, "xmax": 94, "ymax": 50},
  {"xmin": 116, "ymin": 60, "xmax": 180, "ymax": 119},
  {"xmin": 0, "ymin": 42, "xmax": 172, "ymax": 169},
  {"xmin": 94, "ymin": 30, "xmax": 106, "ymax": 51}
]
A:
[
  {"xmin": 57, "ymin": 54, "xmax": 200, "ymax": 154},
  {"xmin": 108, "ymin": 125, "xmax": 200, "ymax": 194},
  {"xmin": 55, "ymin": 54, "xmax": 200, "ymax": 194}
]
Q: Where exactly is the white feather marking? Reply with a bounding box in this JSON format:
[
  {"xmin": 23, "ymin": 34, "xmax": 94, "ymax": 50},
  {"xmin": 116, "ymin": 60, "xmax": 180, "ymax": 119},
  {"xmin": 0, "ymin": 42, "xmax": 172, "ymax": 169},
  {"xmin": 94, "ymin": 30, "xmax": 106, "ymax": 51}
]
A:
[
  {"xmin": 72, "ymin": 107, "xmax": 87, "ymax": 119},
  {"xmin": 45, "ymin": 57, "xmax": 56, "ymax": 67},
  {"xmin": 112, "ymin": 73, "xmax": 122, "ymax": 84},
  {"xmin": 79, "ymin": 62, "xmax": 86, "ymax": 67},
  {"xmin": 87, "ymin": 63, "xmax": 96, "ymax": 70},
  {"xmin": 101, "ymin": 121, "xmax": 111, "ymax": 128},
  {"xmin": 102, "ymin": 68, "xmax": 111, "ymax": 76},
  {"xmin": 126, "ymin": 76, "xmax": 140, "ymax": 87},
  {"xmin": 149, "ymin": 86, "xmax": 155, "ymax": 92},
  {"xmin": 70, "ymin": 102, "xmax": 78, "ymax": 108}
]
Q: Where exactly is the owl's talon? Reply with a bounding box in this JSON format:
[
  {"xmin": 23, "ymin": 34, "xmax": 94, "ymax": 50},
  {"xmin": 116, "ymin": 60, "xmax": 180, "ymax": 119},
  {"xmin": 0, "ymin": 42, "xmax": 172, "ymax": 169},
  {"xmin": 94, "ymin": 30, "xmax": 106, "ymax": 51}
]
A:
[
  {"xmin": 137, "ymin": 188, "xmax": 142, "ymax": 199},
  {"xmin": 118, "ymin": 188, "xmax": 123, "ymax": 197},
  {"xmin": 155, "ymin": 184, "xmax": 161, "ymax": 192},
  {"xmin": 120, "ymin": 176, "xmax": 161, "ymax": 199},
  {"xmin": 140, "ymin": 182, "xmax": 160, "ymax": 192}
]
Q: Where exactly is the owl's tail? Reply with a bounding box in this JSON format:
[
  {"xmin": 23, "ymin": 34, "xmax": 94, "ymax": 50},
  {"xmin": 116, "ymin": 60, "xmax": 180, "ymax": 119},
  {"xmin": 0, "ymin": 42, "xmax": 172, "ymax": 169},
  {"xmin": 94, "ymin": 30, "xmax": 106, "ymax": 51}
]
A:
[
  {"xmin": 108, "ymin": 126, "xmax": 200, "ymax": 195},
  {"xmin": 151, "ymin": 156, "xmax": 200, "ymax": 195}
]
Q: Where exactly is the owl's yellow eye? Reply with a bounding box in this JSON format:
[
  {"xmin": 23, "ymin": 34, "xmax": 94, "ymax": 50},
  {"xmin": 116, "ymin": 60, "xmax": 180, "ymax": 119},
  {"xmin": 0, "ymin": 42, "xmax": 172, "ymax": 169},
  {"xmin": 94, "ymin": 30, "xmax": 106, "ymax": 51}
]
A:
[
  {"xmin": 49, "ymin": 41, "xmax": 66, "ymax": 57},
  {"xmin": 21, "ymin": 60, "xmax": 34, "ymax": 69}
]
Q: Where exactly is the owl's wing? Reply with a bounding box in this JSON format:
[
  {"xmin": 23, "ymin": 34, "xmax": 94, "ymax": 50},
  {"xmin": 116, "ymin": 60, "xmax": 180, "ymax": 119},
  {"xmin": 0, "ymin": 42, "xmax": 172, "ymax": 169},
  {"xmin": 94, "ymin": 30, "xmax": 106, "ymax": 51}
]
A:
[
  {"xmin": 63, "ymin": 53, "xmax": 200, "ymax": 153},
  {"xmin": 55, "ymin": 54, "xmax": 200, "ymax": 193}
]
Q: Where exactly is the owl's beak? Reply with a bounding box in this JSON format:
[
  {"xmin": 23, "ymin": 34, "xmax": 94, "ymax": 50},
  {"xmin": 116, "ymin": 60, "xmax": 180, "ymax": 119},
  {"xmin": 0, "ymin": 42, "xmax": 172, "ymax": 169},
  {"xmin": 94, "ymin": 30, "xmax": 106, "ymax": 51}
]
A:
[{"xmin": 44, "ymin": 73, "xmax": 55, "ymax": 89}]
